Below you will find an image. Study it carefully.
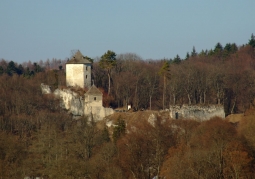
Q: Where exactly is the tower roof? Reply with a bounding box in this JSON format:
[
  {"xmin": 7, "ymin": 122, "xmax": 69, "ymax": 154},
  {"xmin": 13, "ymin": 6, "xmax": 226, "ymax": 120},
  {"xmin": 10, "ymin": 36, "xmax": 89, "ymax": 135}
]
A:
[
  {"xmin": 66, "ymin": 50, "xmax": 92, "ymax": 64},
  {"xmin": 86, "ymin": 84, "xmax": 102, "ymax": 95}
]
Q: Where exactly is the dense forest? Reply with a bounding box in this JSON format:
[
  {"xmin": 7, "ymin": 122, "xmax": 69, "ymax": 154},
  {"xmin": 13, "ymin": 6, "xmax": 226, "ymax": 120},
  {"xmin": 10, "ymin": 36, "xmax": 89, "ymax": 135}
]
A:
[{"xmin": 0, "ymin": 34, "xmax": 255, "ymax": 178}]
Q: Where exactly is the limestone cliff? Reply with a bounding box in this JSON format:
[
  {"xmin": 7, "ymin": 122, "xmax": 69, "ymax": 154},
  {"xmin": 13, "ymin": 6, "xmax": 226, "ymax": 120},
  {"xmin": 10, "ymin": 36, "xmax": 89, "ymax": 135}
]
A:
[
  {"xmin": 41, "ymin": 83, "xmax": 114, "ymax": 120},
  {"xmin": 41, "ymin": 83, "xmax": 52, "ymax": 94},
  {"xmin": 54, "ymin": 88, "xmax": 84, "ymax": 116}
]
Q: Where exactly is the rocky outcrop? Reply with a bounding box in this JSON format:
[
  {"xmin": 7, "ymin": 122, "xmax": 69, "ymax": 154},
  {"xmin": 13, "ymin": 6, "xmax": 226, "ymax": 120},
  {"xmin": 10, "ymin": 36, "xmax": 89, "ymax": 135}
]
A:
[
  {"xmin": 169, "ymin": 104, "xmax": 225, "ymax": 121},
  {"xmin": 41, "ymin": 83, "xmax": 114, "ymax": 120},
  {"xmin": 148, "ymin": 113, "xmax": 157, "ymax": 127},
  {"xmin": 41, "ymin": 83, "xmax": 51, "ymax": 94},
  {"xmin": 54, "ymin": 88, "xmax": 84, "ymax": 116}
]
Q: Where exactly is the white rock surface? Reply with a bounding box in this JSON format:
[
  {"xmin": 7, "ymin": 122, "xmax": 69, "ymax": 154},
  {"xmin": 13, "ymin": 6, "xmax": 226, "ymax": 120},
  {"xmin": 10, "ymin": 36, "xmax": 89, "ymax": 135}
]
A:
[
  {"xmin": 148, "ymin": 113, "xmax": 156, "ymax": 127},
  {"xmin": 41, "ymin": 83, "xmax": 114, "ymax": 120},
  {"xmin": 54, "ymin": 88, "xmax": 84, "ymax": 116},
  {"xmin": 41, "ymin": 83, "xmax": 51, "ymax": 94}
]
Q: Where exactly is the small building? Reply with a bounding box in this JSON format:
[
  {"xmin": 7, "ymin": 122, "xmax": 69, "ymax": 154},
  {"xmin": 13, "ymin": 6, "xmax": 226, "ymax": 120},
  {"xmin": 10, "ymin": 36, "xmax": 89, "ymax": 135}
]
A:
[
  {"xmin": 84, "ymin": 84, "xmax": 103, "ymax": 108},
  {"xmin": 84, "ymin": 84, "xmax": 114, "ymax": 120},
  {"xmin": 66, "ymin": 50, "xmax": 92, "ymax": 89}
]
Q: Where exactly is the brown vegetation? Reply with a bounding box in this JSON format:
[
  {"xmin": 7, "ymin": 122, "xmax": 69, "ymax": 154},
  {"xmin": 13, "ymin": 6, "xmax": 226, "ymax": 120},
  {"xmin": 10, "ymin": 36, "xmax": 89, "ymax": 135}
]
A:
[{"xmin": 0, "ymin": 38, "xmax": 255, "ymax": 178}]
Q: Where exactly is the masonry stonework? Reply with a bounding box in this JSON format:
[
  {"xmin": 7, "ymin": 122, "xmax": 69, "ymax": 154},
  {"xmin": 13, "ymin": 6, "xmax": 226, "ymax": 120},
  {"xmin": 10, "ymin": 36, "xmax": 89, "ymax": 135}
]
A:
[
  {"xmin": 169, "ymin": 104, "xmax": 225, "ymax": 121},
  {"xmin": 66, "ymin": 64, "xmax": 92, "ymax": 88},
  {"xmin": 65, "ymin": 50, "xmax": 92, "ymax": 89}
]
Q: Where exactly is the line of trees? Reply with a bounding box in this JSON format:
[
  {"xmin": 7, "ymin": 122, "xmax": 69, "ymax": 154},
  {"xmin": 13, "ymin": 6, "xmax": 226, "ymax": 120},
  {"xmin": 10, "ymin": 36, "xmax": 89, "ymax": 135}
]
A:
[
  {"xmin": 92, "ymin": 35, "xmax": 255, "ymax": 115},
  {"xmin": 1, "ymin": 34, "xmax": 254, "ymax": 114},
  {"xmin": 0, "ymin": 58, "xmax": 67, "ymax": 77}
]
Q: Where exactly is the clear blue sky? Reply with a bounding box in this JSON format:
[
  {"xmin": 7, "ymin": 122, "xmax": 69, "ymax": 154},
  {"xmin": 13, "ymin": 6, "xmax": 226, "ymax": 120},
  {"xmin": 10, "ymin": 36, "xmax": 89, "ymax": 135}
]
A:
[{"xmin": 1, "ymin": 0, "xmax": 254, "ymax": 63}]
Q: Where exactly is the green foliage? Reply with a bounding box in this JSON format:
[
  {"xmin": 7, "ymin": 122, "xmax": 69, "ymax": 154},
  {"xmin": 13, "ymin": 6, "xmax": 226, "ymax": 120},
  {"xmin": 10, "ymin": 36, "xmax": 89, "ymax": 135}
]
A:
[
  {"xmin": 159, "ymin": 60, "xmax": 170, "ymax": 76},
  {"xmin": 17, "ymin": 64, "xmax": 24, "ymax": 75},
  {"xmin": 5, "ymin": 62, "xmax": 23, "ymax": 76},
  {"xmin": 6, "ymin": 61, "xmax": 17, "ymax": 76},
  {"xmin": 0, "ymin": 66, "xmax": 3, "ymax": 75},
  {"xmin": 208, "ymin": 49, "xmax": 214, "ymax": 56},
  {"xmin": 84, "ymin": 56, "xmax": 94, "ymax": 63},
  {"xmin": 199, "ymin": 49, "xmax": 207, "ymax": 57},
  {"xmin": 99, "ymin": 50, "xmax": 117, "ymax": 95},
  {"xmin": 172, "ymin": 54, "xmax": 181, "ymax": 64},
  {"xmin": 0, "ymin": 60, "xmax": 44, "ymax": 78},
  {"xmin": 191, "ymin": 46, "xmax": 197, "ymax": 57},
  {"xmin": 33, "ymin": 62, "xmax": 44, "ymax": 73},
  {"xmin": 214, "ymin": 42, "xmax": 223, "ymax": 53},
  {"xmin": 248, "ymin": 33, "xmax": 255, "ymax": 47},
  {"xmin": 223, "ymin": 43, "xmax": 238, "ymax": 58},
  {"xmin": 185, "ymin": 52, "xmax": 190, "ymax": 60},
  {"xmin": 113, "ymin": 116, "xmax": 126, "ymax": 142},
  {"xmin": 23, "ymin": 67, "xmax": 34, "ymax": 78},
  {"xmin": 99, "ymin": 50, "xmax": 117, "ymax": 70},
  {"xmin": 230, "ymin": 43, "xmax": 238, "ymax": 53},
  {"xmin": 224, "ymin": 43, "xmax": 232, "ymax": 52}
]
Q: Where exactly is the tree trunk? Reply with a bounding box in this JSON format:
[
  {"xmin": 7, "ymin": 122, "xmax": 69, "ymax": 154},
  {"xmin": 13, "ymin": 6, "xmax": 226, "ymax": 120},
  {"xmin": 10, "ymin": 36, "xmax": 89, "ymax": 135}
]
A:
[
  {"xmin": 173, "ymin": 94, "xmax": 176, "ymax": 105},
  {"xmin": 203, "ymin": 91, "xmax": 206, "ymax": 104},
  {"xmin": 149, "ymin": 95, "xmax": 152, "ymax": 110},
  {"xmin": 217, "ymin": 90, "xmax": 221, "ymax": 104},
  {"xmin": 231, "ymin": 97, "xmax": 237, "ymax": 114},
  {"xmin": 107, "ymin": 72, "xmax": 111, "ymax": 95},
  {"xmin": 188, "ymin": 94, "xmax": 192, "ymax": 105},
  {"xmin": 199, "ymin": 93, "xmax": 203, "ymax": 104},
  {"xmin": 163, "ymin": 75, "xmax": 166, "ymax": 109},
  {"xmin": 134, "ymin": 81, "xmax": 138, "ymax": 110}
]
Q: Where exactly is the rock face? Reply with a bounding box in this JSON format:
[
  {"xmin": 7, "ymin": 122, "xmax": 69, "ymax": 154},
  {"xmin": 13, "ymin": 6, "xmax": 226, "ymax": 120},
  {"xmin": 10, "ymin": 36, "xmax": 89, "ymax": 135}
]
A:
[
  {"xmin": 169, "ymin": 104, "xmax": 225, "ymax": 121},
  {"xmin": 41, "ymin": 83, "xmax": 51, "ymax": 94},
  {"xmin": 41, "ymin": 83, "xmax": 114, "ymax": 120},
  {"xmin": 148, "ymin": 113, "xmax": 157, "ymax": 127},
  {"xmin": 54, "ymin": 88, "xmax": 84, "ymax": 116}
]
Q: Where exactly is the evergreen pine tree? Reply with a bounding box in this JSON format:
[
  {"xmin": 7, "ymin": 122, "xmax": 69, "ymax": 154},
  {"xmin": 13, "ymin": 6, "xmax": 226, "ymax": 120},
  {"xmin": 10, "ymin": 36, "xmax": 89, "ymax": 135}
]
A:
[
  {"xmin": 0, "ymin": 66, "xmax": 4, "ymax": 75},
  {"xmin": 191, "ymin": 46, "xmax": 197, "ymax": 57},
  {"xmin": 248, "ymin": 33, "xmax": 255, "ymax": 47},
  {"xmin": 185, "ymin": 52, "xmax": 190, "ymax": 60},
  {"xmin": 214, "ymin": 42, "xmax": 223, "ymax": 53},
  {"xmin": 172, "ymin": 54, "xmax": 181, "ymax": 64}
]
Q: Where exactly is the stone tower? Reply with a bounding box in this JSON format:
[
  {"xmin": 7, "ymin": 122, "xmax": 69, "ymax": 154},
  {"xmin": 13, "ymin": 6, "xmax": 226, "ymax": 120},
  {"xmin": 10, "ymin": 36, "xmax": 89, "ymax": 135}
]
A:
[{"xmin": 66, "ymin": 50, "xmax": 92, "ymax": 89}]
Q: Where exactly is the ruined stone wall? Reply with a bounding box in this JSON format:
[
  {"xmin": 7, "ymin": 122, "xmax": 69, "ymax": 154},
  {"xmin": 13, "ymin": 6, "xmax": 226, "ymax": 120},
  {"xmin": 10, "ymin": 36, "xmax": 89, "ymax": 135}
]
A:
[
  {"xmin": 84, "ymin": 95, "xmax": 114, "ymax": 121},
  {"xmin": 169, "ymin": 104, "xmax": 225, "ymax": 121},
  {"xmin": 84, "ymin": 106, "xmax": 114, "ymax": 121}
]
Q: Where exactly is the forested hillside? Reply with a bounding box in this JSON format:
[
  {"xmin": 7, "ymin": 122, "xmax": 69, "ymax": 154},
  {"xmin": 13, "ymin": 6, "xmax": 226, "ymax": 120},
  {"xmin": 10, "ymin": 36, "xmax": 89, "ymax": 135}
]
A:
[{"xmin": 0, "ymin": 35, "xmax": 255, "ymax": 178}]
